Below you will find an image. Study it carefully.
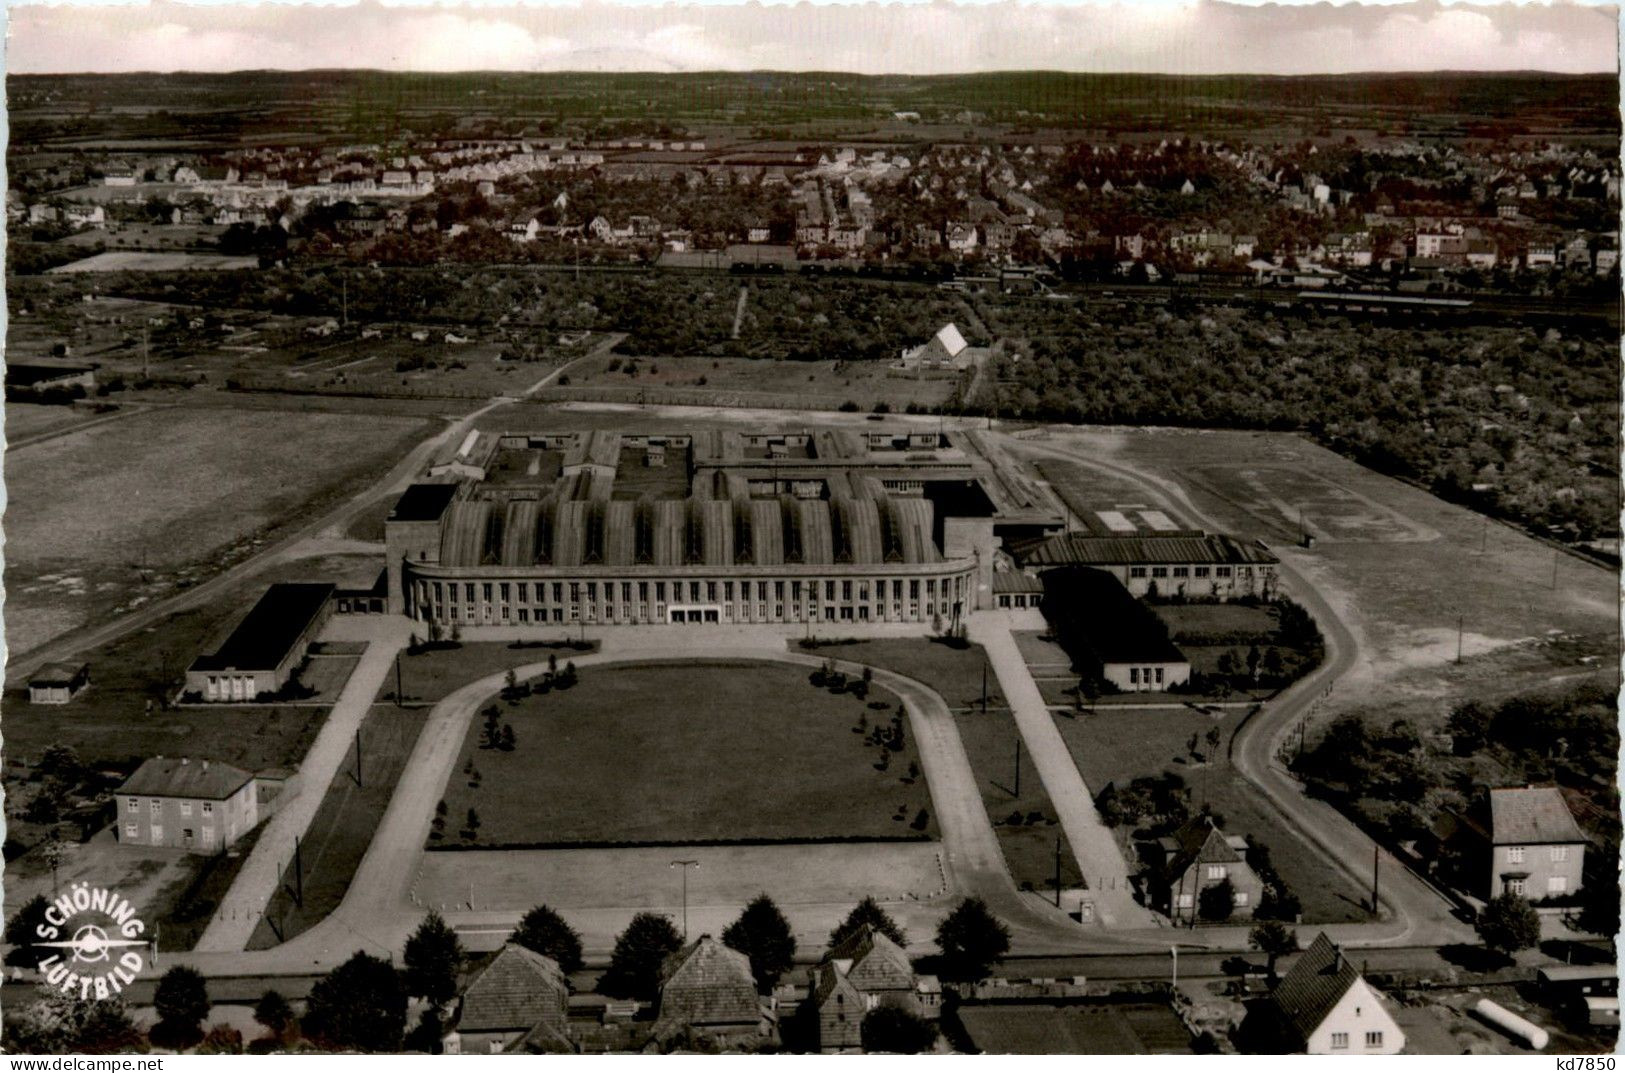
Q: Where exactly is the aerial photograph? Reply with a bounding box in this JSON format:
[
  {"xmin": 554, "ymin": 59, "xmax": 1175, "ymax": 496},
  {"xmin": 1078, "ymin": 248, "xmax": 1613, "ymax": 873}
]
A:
[{"xmin": 0, "ymin": 0, "xmax": 1619, "ymax": 1058}]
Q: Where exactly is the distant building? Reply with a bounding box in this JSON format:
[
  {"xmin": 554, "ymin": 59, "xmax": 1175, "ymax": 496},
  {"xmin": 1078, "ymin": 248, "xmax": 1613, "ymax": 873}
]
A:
[
  {"xmin": 655, "ymin": 936, "xmax": 775, "ymax": 1045},
  {"xmin": 1261, "ymin": 933, "xmax": 1404, "ymax": 1055},
  {"xmin": 1489, "ymin": 785, "xmax": 1588, "ymax": 900},
  {"xmin": 445, "ymin": 944, "xmax": 571, "ymax": 1054},
  {"xmin": 116, "ymin": 756, "xmax": 258, "ymax": 852},
  {"xmin": 1014, "ymin": 531, "xmax": 1278, "ymax": 601},
  {"xmin": 1154, "ymin": 815, "xmax": 1262, "ymax": 920},
  {"xmin": 28, "ymin": 662, "xmax": 91, "ymax": 705},
  {"xmin": 898, "ymin": 323, "xmax": 971, "ymax": 371},
  {"xmin": 6, "ymin": 362, "xmax": 97, "ymax": 398},
  {"xmin": 184, "ymin": 583, "xmax": 334, "ymax": 701}
]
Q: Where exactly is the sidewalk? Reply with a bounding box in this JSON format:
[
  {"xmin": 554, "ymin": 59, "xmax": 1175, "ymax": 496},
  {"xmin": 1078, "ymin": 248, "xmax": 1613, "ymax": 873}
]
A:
[{"xmin": 968, "ymin": 614, "xmax": 1155, "ymax": 929}]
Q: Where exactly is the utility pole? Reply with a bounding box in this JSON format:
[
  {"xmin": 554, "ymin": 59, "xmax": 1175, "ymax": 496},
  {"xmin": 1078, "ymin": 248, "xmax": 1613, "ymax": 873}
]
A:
[
  {"xmin": 342, "ymin": 274, "xmax": 348, "ymax": 326},
  {"xmin": 394, "ymin": 652, "xmax": 404, "ymax": 708},
  {"xmin": 293, "ymin": 834, "xmax": 304, "ymax": 907},
  {"xmin": 1370, "ymin": 846, "xmax": 1380, "ymax": 917},
  {"xmin": 1053, "ymin": 834, "xmax": 1062, "ymax": 907},
  {"xmin": 1455, "ymin": 615, "xmax": 1464, "ymax": 664},
  {"xmin": 1013, "ymin": 738, "xmax": 1022, "ymax": 797},
  {"xmin": 1170, "ymin": 945, "xmax": 1178, "ymax": 988},
  {"xmin": 1551, "ymin": 546, "xmax": 1560, "ymax": 589},
  {"xmin": 141, "ymin": 328, "xmax": 150, "ymax": 382},
  {"xmin": 354, "ymin": 728, "xmax": 363, "ymax": 788},
  {"xmin": 670, "ymin": 859, "xmax": 700, "ymax": 940},
  {"xmin": 981, "ymin": 662, "xmax": 989, "ymax": 714}
]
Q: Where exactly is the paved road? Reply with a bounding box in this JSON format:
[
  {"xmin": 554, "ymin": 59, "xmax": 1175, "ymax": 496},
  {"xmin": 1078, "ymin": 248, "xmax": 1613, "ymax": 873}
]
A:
[
  {"xmin": 1012, "ymin": 435, "xmax": 1469, "ymax": 946},
  {"xmin": 967, "ymin": 614, "xmax": 1153, "ymax": 928},
  {"xmin": 195, "ymin": 616, "xmax": 418, "ymax": 952}
]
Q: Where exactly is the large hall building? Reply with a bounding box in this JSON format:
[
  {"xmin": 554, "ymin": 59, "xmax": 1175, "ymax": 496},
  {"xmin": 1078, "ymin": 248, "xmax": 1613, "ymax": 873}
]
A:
[{"xmin": 385, "ymin": 427, "xmax": 1062, "ymax": 628}]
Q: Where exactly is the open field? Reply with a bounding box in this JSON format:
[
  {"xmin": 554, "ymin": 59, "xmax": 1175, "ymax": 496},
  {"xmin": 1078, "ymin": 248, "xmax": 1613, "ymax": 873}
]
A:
[
  {"xmin": 47, "ymin": 250, "xmax": 259, "ymax": 273},
  {"xmin": 952, "ymin": 709, "xmax": 1082, "ymax": 894},
  {"xmin": 415, "ymin": 842, "xmax": 946, "ymax": 913},
  {"xmin": 247, "ymin": 704, "xmax": 430, "ymax": 949},
  {"xmin": 5, "ymin": 402, "xmax": 104, "ymax": 440},
  {"xmin": 563, "ymin": 352, "xmax": 958, "ymax": 412},
  {"xmin": 1049, "ymin": 705, "xmax": 1367, "ymax": 924},
  {"xmin": 436, "ymin": 661, "xmax": 937, "ymax": 847},
  {"xmin": 3, "ymin": 406, "xmax": 433, "ymax": 650},
  {"xmin": 1036, "ymin": 458, "xmax": 1190, "ymax": 534}
]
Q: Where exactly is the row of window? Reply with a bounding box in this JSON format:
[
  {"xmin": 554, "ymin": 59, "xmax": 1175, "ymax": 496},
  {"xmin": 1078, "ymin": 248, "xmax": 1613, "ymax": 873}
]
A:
[
  {"xmin": 1329, "ymin": 1032, "xmax": 1384, "ymax": 1050},
  {"xmin": 1505, "ymin": 876, "xmax": 1568, "ymax": 895},
  {"xmin": 1175, "ymin": 889, "xmax": 1251, "ymax": 908},
  {"xmin": 411, "ymin": 573, "xmax": 969, "ymax": 625},
  {"xmin": 127, "ymin": 798, "xmax": 213, "ymax": 816},
  {"xmin": 1504, "ymin": 845, "xmax": 1568, "ymax": 864},
  {"xmin": 1128, "ymin": 667, "xmax": 1167, "ymax": 685},
  {"xmin": 1128, "ymin": 565, "xmax": 1248, "ymax": 580},
  {"xmin": 125, "ymin": 822, "xmax": 217, "ymax": 847}
]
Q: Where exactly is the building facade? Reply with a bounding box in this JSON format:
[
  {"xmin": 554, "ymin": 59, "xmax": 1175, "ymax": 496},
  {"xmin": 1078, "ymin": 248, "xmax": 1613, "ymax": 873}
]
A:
[
  {"xmin": 386, "ymin": 429, "xmax": 1060, "ymax": 627},
  {"xmin": 1489, "ymin": 786, "xmax": 1588, "ymax": 900},
  {"xmin": 116, "ymin": 757, "xmax": 258, "ymax": 853},
  {"xmin": 184, "ymin": 583, "xmax": 334, "ymax": 701},
  {"xmin": 28, "ymin": 662, "xmax": 90, "ymax": 704}
]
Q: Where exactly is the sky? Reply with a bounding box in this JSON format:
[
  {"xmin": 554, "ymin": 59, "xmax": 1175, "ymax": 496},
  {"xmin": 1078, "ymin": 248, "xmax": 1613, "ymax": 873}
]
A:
[{"xmin": 4, "ymin": 0, "xmax": 1620, "ymax": 76}]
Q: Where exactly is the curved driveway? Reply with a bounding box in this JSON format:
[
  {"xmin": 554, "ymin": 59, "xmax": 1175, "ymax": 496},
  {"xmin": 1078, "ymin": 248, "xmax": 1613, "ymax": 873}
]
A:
[{"xmin": 1013, "ymin": 435, "xmax": 1469, "ymax": 948}]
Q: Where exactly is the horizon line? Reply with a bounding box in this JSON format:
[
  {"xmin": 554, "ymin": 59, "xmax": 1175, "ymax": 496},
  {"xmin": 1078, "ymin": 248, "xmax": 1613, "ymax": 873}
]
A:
[{"xmin": 11, "ymin": 66, "xmax": 1619, "ymax": 78}]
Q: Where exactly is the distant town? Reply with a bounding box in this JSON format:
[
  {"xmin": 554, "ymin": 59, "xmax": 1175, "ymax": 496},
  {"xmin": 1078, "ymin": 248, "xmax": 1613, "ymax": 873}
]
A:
[{"xmin": 2, "ymin": 69, "xmax": 1619, "ymax": 1058}]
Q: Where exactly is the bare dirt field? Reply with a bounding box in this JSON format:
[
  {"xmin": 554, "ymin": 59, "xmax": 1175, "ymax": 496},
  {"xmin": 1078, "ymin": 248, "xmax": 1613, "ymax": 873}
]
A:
[
  {"xmin": 436, "ymin": 661, "xmax": 936, "ymax": 847},
  {"xmin": 3, "ymin": 406, "xmax": 432, "ymax": 650},
  {"xmin": 46, "ymin": 251, "xmax": 260, "ymax": 273},
  {"xmin": 414, "ymin": 842, "xmax": 947, "ymax": 913}
]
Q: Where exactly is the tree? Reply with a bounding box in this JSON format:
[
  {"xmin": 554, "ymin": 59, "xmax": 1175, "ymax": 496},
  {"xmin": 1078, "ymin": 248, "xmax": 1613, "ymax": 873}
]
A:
[
  {"xmin": 4, "ymin": 992, "xmax": 144, "ymax": 1055},
  {"xmin": 1577, "ymin": 878, "xmax": 1621, "ymax": 939},
  {"xmin": 4, "ymin": 894, "xmax": 49, "ymax": 967},
  {"xmin": 1205, "ymin": 725, "xmax": 1222, "ymax": 760},
  {"xmin": 1446, "ymin": 700, "xmax": 1492, "ymax": 756},
  {"xmin": 599, "ymin": 913, "xmax": 683, "ymax": 1000},
  {"xmin": 1475, "ymin": 893, "xmax": 1541, "ymax": 959},
  {"xmin": 197, "ymin": 1024, "xmax": 244, "ymax": 1054},
  {"xmin": 402, "ymin": 911, "xmax": 463, "ymax": 1008},
  {"xmin": 860, "ymin": 1005, "xmax": 939, "ymax": 1053},
  {"xmin": 934, "ymin": 897, "xmax": 1011, "ymax": 982},
  {"xmin": 829, "ymin": 897, "xmax": 907, "ymax": 950},
  {"xmin": 510, "ymin": 904, "xmax": 585, "ymax": 975},
  {"xmin": 1245, "ymin": 644, "xmax": 1262, "ymax": 681},
  {"xmin": 721, "ymin": 894, "xmax": 796, "ymax": 993},
  {"xmin": 253, "ymin": 990, "xmax": 295, "ymax": 1045},
  {"xmin": 499, "ymin": 725, "xmax": 516, "ymax": 752},
  {"xmin": 152, "ymin": 965, "xmax": 210, "ymax": 1048},
  {"xmin": 1262, "ymin": 647, "xmax": 1286, "ymax": 682},
  {"xmin": 1199, "ymin": 878, "xmax": 1237, "ymax": 922},
  {"xmin": 302, "ymin": 951, "xmax": 408, "ymax": 1052},
  {"xmin": 1249, "ymin": 921, "xmax": 1300, "ymax": 985}
]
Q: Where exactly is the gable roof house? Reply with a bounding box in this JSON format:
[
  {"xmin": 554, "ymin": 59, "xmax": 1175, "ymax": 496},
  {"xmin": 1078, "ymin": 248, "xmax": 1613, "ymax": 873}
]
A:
[
  {"xmin": 1262, "ymin": 933, "xmax": 1404, "ymax": 1055},
  {"xmin": 806, "ymin": 926, "xmax": 941, "ymax": 1053},
  {"xmin": 1488, "ymin": 786, "xmax": 1589, "ymax": 901},
  {"xmin": 655, "ymin": 936, "xmax": 775, "ymax": 1047},
  {"xmin": 445, "ymin": 944, "xmax": 571, "ymax": 1054},
  {"xmin": 1154, "ymin": 815, "xmax": 1263, "ymax": 920}
]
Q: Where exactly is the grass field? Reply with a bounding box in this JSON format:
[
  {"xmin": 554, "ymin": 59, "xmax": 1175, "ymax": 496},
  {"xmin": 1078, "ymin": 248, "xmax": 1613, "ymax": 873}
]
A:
[
  {"xmin": 391, "ymin": 640, "xmax": 600, "ymax": 704},
  {"xmin": 4, "ymin": 406, "xmax": 433, "ymax": 651},
  {"xmin": 5, "ymin": 402, "xmax": 101, "ymax": 440},
  {"xmin": 792, "ymin": 637, "xmax": 1007, "ymax": 712},
  {"xmin": 1036, "ymin": 458, "xmax": 1187, "ymax": 534},
  {"xmin": 1049, "ymin": 705, "xmax": 1367, "ymax": 923},
  {"xmin": 436, "ymin": 661, "xmax": 937, "ymax": 847},
  {"xmin": 247, "ymin": 704, "xmax": 429, "ymax": 949},
  {"xmin": 953, "ymin": 709, "xmax": 1083, "ymax": 893}
]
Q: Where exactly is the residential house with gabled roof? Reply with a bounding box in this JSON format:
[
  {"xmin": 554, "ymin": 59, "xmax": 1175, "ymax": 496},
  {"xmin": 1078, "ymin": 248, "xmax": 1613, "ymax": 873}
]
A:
[
  {"xmin": 654, "ymin": 936, "xmax": 775, "ymax": 1046},
  {"xmin": 1155, "ymin": 814, "xmax": 1263, "ymax": 920},
  {"xmin": 1263, "ymin": 933, "xmax": 1404, "ymax": 1054},
  {"xmin": 806, "ymin": 925, "xmax": 941, "ymax": 1053},
  {"xmin": 1489, "ymin": 785, "xmax": 1588, "ymax": 901},
  {"xmin": 445, "ymin": 943, "xmax": 571, "ymax": 1054}
]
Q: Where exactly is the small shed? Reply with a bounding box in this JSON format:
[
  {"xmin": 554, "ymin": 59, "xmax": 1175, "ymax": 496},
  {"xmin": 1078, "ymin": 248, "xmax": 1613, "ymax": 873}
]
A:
[{"xmin": 29, "ymin": 662, "xmax": 91, "ymax": 705}]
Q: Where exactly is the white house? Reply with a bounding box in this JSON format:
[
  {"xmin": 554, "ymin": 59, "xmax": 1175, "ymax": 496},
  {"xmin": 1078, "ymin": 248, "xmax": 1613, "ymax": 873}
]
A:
[{"xmin": 1266, "ymin": 933, "xmax": 1405, "ymax": 1055}]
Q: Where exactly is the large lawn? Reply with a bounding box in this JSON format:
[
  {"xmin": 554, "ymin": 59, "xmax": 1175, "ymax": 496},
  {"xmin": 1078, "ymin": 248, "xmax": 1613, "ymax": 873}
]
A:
[
  {"xmin": 435, "ymin": 661, "xmax": 937, "ymax": 847},
  {"xmin": 1050, "ymin": 706, "xmax": 1367, "ymax": 923},
  {"xmin": 391, "ymin": 639, "xmax": 599, "ymax": 704},
  {"xmin": 4, "ymin": 405, "xmax": 433, "ymax": 651},
  {"xmin": 791, "ymin": 637, "xmax": 1007, "ymax": 712}
]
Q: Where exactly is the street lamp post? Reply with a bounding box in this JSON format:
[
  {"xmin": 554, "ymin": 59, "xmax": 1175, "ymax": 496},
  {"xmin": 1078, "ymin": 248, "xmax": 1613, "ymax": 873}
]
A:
[{"xmin": 671, "ymin": 859, "xmax": 700, "ymax": 939}]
